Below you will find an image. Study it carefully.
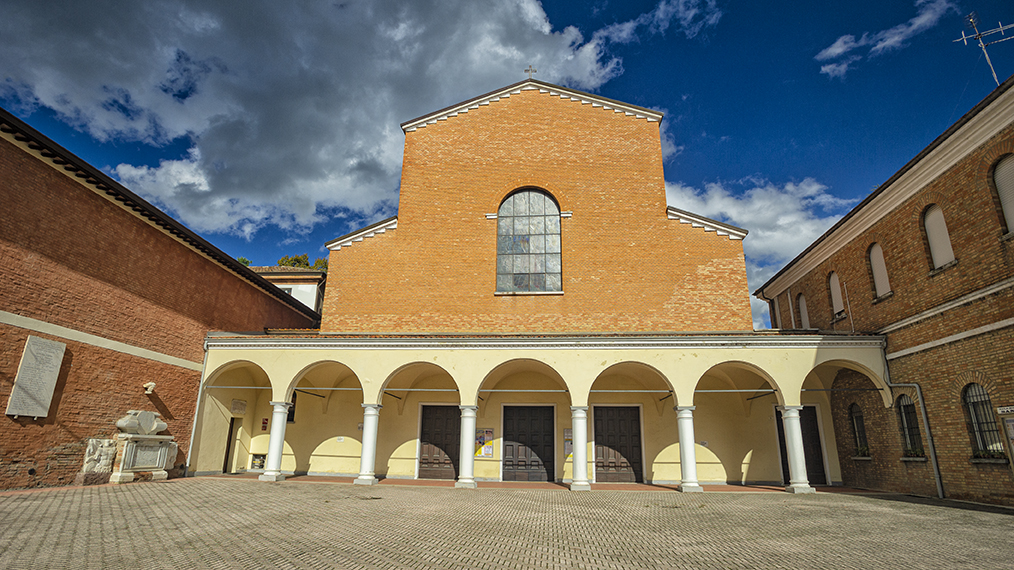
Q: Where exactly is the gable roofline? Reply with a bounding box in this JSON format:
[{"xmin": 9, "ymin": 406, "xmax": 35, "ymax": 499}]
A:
[
  {"xmin": 325, "ymin": 216, "xmax": 398, "ymax": 250},
  {"xmin": 400, "ymin": 79, "xmax": 664, "ymax": 133},
  {"xmin": 667, "ymin": 206, "xmax": 748, "ymax": 240},
  {"xmin": 0, "ymin": 105, "xmax": 320, "ymax": 324},
  {"xmin": 753, "ymin": 72, "xmax": 1014, "ymax": 301}
]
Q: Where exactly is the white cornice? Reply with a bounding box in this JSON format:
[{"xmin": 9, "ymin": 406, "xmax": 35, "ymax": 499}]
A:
[
  {"xmin": 326, "ymin": 218, "xmax": 398, "ymax": 251},
  {"xmin": 667, "ymin": 207, "xmax": 748, "ymax": 240},
  {"xmin": 206, "ymin": 334, "xmax": 884, "ymax": 351},
  {"xmin": 760, "ymin": 87, "xmax": 1014, "ymax": 298},
  {"xmin": 401, "ymin": 80, "xmax": 663, "ymax": 133}
]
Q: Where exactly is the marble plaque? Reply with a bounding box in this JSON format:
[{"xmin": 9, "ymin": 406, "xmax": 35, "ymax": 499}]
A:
[
  {"xmin": 231, "ymin": 399, "xmax": 247, "ymax": 415},
  {"xmin": 131, "ymin": 444, "xmax": 164, "ymax": 470},
  {"xmin": 5, "ymin": 336, "xmax": 66, "ymax": 418}
]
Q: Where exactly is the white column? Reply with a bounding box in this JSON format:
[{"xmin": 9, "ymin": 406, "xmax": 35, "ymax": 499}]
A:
[
  {"xmin": 570, "ymin": 406, "xmax": 590, "ymax": 491},
  {"xmin": 456, "ymin": 405, "xmax": 478, "ymax": 489},
  {"xmin": 676, "ymin": 406, "xmax": 703, "ymax": 492},
  {"xmin": 355, "ymin": 403, "xmax": 382, "ymax": 485},
  {"xmin": 258, "ymin": 401, "xmax": 291, "ymax": 482},
  {"xmin": 780, "ymin": 405, "xmax": 815, "ymax": 494}
]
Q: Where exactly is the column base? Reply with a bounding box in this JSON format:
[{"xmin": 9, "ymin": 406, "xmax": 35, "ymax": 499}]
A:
[
  {"xmin": 678, "ymin": 483, "xmax": 704, "ymax": 493},
  {"xmin": 353, "ymin": 476, "xmax": 379, "ymax": 486},
  {"xmin": 258, "ymin": 472, "xmax": 286, "ymax": 482},
  {"xmin": 151, "ymin": 470, "xmax": 168, "ymax": 481},
  {"xmin": 784, "ymin": 484, "xmax": 815, "ymax": 494},
  {"xmin": 569, "ymin": 482, "xmax": 591, "ymax": 492},
  {"xmin": 109, "ymin": 472, "xmax": 134, "ymax": 484},
  {"xmin": 454, "ymin": 480, "xmax": 478, "ymax": 489}
]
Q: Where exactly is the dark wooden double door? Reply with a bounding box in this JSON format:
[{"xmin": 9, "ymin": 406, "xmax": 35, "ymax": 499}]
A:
[
  {"xmin": 503, "ymin": 406, "xmax": 554, "ymax": 481},
  {"xmin": 775, "ymin": 407, "xmax": 827, "ymax": 486},
  {"xmin": 419, "ymin": 405, "xmax": 460, "ymax": 480},
  {"xmin": 594, "ymin": 407, "xmax": 643, "ymax": 482}
]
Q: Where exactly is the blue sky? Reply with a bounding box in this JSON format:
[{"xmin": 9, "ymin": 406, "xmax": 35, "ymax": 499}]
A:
[{"xmin": 2, "ymin": 0, "xmax": 1012, "ymax": 327}]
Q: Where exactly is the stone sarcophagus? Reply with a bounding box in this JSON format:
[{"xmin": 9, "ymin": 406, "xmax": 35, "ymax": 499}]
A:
[{"xmin": 109, "ymin": 410, "xmax": 177, "ymax": 484}]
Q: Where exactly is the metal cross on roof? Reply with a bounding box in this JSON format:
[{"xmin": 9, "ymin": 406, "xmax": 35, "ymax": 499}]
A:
[{"xmin": 524, "ymin": 65, "xmax": 537, "ymax": 79}]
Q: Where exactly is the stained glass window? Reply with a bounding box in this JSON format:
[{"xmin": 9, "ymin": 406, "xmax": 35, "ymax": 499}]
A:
[{"xmin": 496, "ymin": 189, "xmax": 562, "ymax": 292}]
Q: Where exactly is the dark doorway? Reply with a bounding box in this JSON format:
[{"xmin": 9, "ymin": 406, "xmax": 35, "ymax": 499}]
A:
[
  {"xmin": 776, "ymin": 406, "xmax": 828, "ymax": 485},
  {"xmin": 419, "ymin": 405, "xmax": 460, "ymax": 479},
  {"xmin": 223, "ymin": 417, "xmax": 239, "ymax": 473},
  {"xmin": 503, "ymin": 406, "xmax": 554, "ymax": 481},
  {"xmin": 594, "ymin": 406, "xmax": 643, "ymax": 482}
]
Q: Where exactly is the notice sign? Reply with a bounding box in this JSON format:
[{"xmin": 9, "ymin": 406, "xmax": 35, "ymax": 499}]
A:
[
  {"xmin": 5, "ymin": 335, "xmax": 66, "ymax": 418},
  {"xmin": 564, "ymin": 428, "xmax": 573, "ymax": 458},
  {"xmin": 475, "ymin": 428, "xmax": 494, "ymax": 458},
  {"xmin": 996, "ymin": 406, "xmax": 1014, "ymax": 415}
]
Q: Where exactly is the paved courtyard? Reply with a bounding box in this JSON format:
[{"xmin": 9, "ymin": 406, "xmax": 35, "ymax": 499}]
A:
[{"xmin": 1, "ymin": 478, "xmax": 1012, "ymax": 569}]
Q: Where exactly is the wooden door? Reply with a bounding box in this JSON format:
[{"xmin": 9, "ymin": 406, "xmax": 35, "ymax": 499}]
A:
[
  {"xmin": 776, "ymin": 407, "xmax": 828, "ymax": 485},
  {"xmin": 503, "ymin": 406, "xmax": 554, "ymax": 481},
  {"xmin": 594, "ymin": 406, "xmax": 643, "ymax": 482},
  {"xmin": 419, "ymin": 405, "xmax": 460, "ymax": 479}
]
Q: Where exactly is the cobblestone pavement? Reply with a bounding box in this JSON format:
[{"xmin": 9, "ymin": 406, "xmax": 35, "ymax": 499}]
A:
[{"xmin": 1, "ymin": 478, "xmax": 1013, "ymax": 569}]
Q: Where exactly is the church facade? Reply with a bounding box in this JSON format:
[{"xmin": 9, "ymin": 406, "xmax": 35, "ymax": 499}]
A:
[{"xmin": 189, "ymin": 80, "xmax": 887, "ymax": 492}]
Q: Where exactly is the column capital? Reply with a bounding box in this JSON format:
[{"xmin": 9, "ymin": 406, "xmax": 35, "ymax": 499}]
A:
[
  {"xmin": 361, "ymin": 403, "xmax": 382, "ymax": 410},
  {"xmin": 459, "ymin": 405, "xmax": 478, "ymax": 412},
  {"xmin": 779, "ymin": 405, "xmax": 804, "ymax": 414},
  {"xmin": 675, "ymin": 405, "xmax": 696, "ymax": 412},
  {"xmin": 268, "ymin": 401, "xmax": 292, "ymax": 409}
]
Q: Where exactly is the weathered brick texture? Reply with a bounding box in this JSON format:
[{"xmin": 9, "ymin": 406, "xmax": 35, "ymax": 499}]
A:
[{"xmin": 322, "ymin": 89, "xmax": 752, "ymax": 333}]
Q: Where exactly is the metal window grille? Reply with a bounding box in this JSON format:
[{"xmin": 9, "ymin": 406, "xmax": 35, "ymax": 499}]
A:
[
  {"xmin": 896, "ymin": 395, "xmax": 922, "ymax": 453},
  {"xmin": 849, "ymin": 403, "xmax": 868, "ymax": 453},
  {"xmin": 963, "ymin": 383, "xmax": 1004, "ymax": 455}
]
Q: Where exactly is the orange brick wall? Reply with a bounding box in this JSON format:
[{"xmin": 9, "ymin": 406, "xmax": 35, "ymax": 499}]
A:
[
  {"xmin": 770, "ymin": 120, "xmax": 1014, "ymax": 502},
  {"xmin": 322, "ymin": 90, "xmax": 752, "ymax": 333},
  {"xmin": 0, "ymin": 135, "xmax": 317, "ymax": 489}
]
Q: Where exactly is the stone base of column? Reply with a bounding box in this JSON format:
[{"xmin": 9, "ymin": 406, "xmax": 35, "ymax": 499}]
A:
[
  {"xmin": 109, "ymin": 471, "xmax": 134, "ymax": 484},
  {"xmin": 353, "ymin": 476, "xmax": 378, "ymax": 486},
  {"xmin": 454, "ymin": 480, "xmax": 477, "ymax": 489},
  {"xmin": 569, "ymin": 482, "xmax": 591, "ymax": 491},
  {"xmin": 258, "ymin": 472, "xmax": 285, "ymax": 482},
  {"xmin": 678, "ymin": 483, "xmax": 703, "ymax": 493},
  {"xmin": 784, "ymin": 483, "xmax": 815, "ymax": 494}
]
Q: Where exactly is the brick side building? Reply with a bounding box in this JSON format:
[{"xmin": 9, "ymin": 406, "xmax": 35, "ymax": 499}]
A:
[
  {"xmin": 756, "ymin": 75, "xmax": 1014, "ymax": 505},
  {"xmin": 0, "ymin": 107, "xmax": 319, "ymax": 490}
]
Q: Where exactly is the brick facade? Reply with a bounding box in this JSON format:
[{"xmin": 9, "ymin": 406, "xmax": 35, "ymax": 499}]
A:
[
  {"xmin": 759, "ymin": 78, "xmax": 1014, "ymax": 504},
  {"xmin": 322, "ymin": 86, "xmax": 753, "ymax": 333},
  {"xmin": 0, "ymin": 115, "xmax": 317, "ymax": 490}
]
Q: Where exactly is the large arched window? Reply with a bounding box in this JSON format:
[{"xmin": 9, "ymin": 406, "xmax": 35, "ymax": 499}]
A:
[
  {"xmin": 868, "ymin": 242, "xmax": 891, "ymax": 297},
  {"xmin": 849, "ymin": 403, "xmax": 869, "ymax": 457},
  {"xmin": 994, "ymin": 154, "xmax": 1014, "ymax": 232},
  {"xmin": 797, "ymin": 293, "xmax": 810, "ymax": 329},
  {"xmin": 828, "ymin": 272, "xmax": 844, "ymax": 316},
  {"xmin": 923, "ymin": 204, "xmax": 955, "ymax": 269},
  {"xmin": 963, "ymin": 383, "xmax": 1004, "ymax": 457},
  {"xmin": 896, "ymin": 395, "xmax": 922, "ymax": 455},
  {"xmin": 496, "ymin": 189, "xmax": 562, "ymax": 292}
]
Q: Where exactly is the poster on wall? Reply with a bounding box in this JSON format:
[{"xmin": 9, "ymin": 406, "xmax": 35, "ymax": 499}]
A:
[
  {"xmin": 564, "ymin": 428, "xmax": 573, "ymax": 458},
  {"xmin": 475, "ymin": 428, "xmax": 494, "ymax": 458}
]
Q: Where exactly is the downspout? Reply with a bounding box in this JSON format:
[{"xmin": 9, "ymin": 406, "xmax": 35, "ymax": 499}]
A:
[
  {"xmin": 882, "ymin": 357, "xmax": 944, "ymax": 499},
  {"xmin": 185, "ymin": 338, "xmax": 211, "ymax": 477}
]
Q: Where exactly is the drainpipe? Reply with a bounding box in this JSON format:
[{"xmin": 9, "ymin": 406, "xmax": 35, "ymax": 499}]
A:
[
  {"xmin": 185, "ymin": 339, "xmax": 211, "ymax": 477},
  {"xmin": 882, "ymin": 360, "xmax": 944, "ymax": 499}
]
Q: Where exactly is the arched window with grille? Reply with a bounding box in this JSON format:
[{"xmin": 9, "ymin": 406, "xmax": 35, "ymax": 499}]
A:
[
  {"xmin": 797, "ymin": 293, "xmax": 810, "ymax": 329},
  {"xmin": 868, "ymin": 242, "xmax": 891, "ymax": 297},
  {"xmin": 496, "ymin": 188, "xmax": 562, "ymax": 293},
  {"xmin": 896, "ymin": 395, "xmax": 922, "ymax": 456},
  {"xmin": 963, "ymin": 383, "xmax": 1004, "ymax": 458},
  {"xmin": 849, "ymin": 403, "xmax": 869, "ymax": 457},
  {"xmin": 828, "ymin": 272, "xmax": 844, "ymax": 317},
  {"xmin": 994, "ymin": 154, "xmax": 1014, "ymax": 233},
  {"xmin": 923, "ymin": 204, "xmax": 955, "ymax": 269}
]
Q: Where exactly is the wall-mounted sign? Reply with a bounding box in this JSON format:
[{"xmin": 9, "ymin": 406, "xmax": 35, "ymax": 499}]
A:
[
  {"xmin": 261, "ymin": 418, "xmax": 269, "ymax": 431},
  {"xmin": 475, "ymin": 428, "xmax": 494, "ymax": 458},
  {"xmin": 231, "ymin": 399, "xmax": 247, "ymax": 415},
  {"xmin": 5, "ymin": 335, "xmax": 66, "ymax": 419},
  {"xmin": 996, "ymin": 406, "xmax": 1014, "ymax": 415}
]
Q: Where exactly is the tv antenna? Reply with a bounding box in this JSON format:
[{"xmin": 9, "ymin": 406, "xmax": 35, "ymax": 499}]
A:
[{"xmin": 954, "ymin": 12, "xmax": 1014, "ymax": 86}]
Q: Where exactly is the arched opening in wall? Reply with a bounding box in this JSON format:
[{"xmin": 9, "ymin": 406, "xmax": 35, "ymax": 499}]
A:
[
  {"xmin": 283, "ymin": 361, "xmax": 363, "ymax": 477},
  {"xmin": 196, "ymin": 361, "xmax": 272, "ymax": 476},
  {"xmin": 796, "ymin": 293, "xmax": 810, "ymax": 329},
  {"xmin": 868, "ymin": 242, "xmax": 892, "ymax": 298},
  {"xmin": 923, "ymin": 204, "xmax": 955, "ymax": 269},
  {"xmin": 496, "ymin": 188, "xmax": 562, "ymax": 293},
  {"xmin": 477, "ymin": 359, "xmax": 570, "ymax": 482},
  {"xmin": 896, "ymin": 395, "xmax": 923, "ymax": 457},
  {"xmin": 379, "ymin": 362, "xmax": 460, "ymax": 481},
  {"xmin": 962, "ymin": 383, "xmax": 1005, "ymax": 459},
  {"xmin": 991, "ymin": 154, "xmax": 1014, "ymax": 234},
  {"xmin": 588, "ymin": 363, "xmax": 674, "ymax": 484},
  {"xmin": 692, "ymin": 362, "xmax": 780, "ymax": 486},
  {"xmin": 828, "ymin": 272, "xmax": 845, "ymax": 320}
]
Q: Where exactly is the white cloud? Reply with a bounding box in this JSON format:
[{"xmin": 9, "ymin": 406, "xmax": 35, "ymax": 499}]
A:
[
  {"xmin": 815, "ymin": 0, "xmax": 957, "ymax": 78},
  {"xmin": 0, "ymin": 0, "xmax": 721, "ymax": 237},
  {"xmin": 666, "ymin": 178, "xmax": 855, "ymax": 328}
]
